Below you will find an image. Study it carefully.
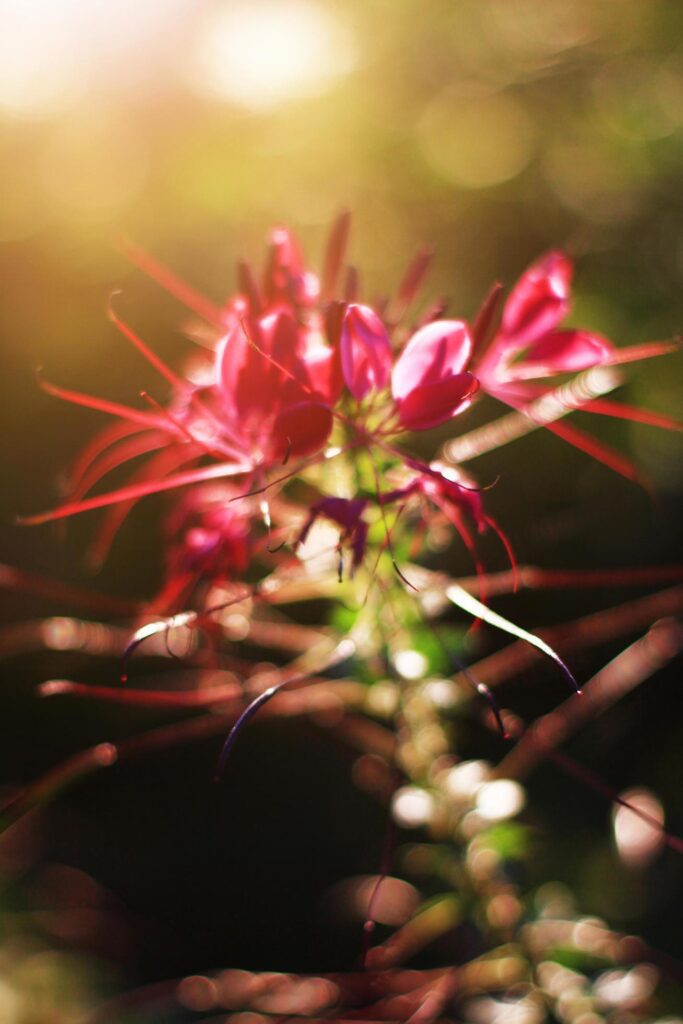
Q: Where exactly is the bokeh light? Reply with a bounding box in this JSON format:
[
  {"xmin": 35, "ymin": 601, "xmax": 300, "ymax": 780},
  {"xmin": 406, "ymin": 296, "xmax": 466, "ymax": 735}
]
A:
[
  {"xmin": 476, "ymin": 779, "xmax": 526, "ymax": 822},
  {"xmin": 0, "ymin": 0, "xmax": 193, "ymax": 118},
  {"xmin": 419, "ymin": 87, "xmax": 536, "ymax": 190},
  {"xmin": 187, "ymin": 1, "xmax": 356, "ymax": 110},
  {"xmin": 612, "ymin": 787, "xmax": 666, "ymax": 868},
  {"xmin": 392, "ymin": 786, "xmax": 436, "ymax": 828}
]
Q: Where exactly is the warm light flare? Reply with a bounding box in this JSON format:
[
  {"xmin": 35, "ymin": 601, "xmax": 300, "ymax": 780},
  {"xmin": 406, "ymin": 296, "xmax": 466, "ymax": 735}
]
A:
[
  {"xmin": 0, "ymin": 0, "xmax": 191, "ymax": 118},
  {"xmin": 188, "ymin": 0, "xmax": 356, "ymax": 110}
]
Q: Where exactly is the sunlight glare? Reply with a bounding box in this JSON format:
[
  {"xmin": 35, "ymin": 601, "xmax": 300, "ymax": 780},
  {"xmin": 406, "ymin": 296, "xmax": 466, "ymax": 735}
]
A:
[
  {"xmin": 0, "ymin": 0, "xmax": 191, "ymax": 118},
  {"xmin": 189, "ymin": 0, "xmax": 355, "ymax": 110}
]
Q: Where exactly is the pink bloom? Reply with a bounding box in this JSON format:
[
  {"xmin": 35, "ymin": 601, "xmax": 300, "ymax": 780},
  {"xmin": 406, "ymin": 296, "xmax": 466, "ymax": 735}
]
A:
[
  {"xmin": 391, "ymin": 320, "xmax": 479, "ymax": 431},
  {"xmin": 474, "ymin": 251, "xmax": 613, "ymax": 398},
  {"xmin": 340, "ymin": 305, "xmax": 479, "ymax": 432},
  {"xmin": 154, "ymin": 484, "xmax": 252, "ymax": 611},
  {"xmin": 465, "ymin": 250, "xmax": 682, "ymax": 481},
  {"xmin": 23, "ymin": 227, "xmax": 345, "ymax": 546},
  {"xmin": 23, "ymin": 217, "xmax": 678, "ymax": 558},
  {"xmin": 165, "ymin": 484, "xmax": 251, "ymax": 580},
  {"xmin": 215, "ymin": 307, "xmax": 338, "ymax": 463}
]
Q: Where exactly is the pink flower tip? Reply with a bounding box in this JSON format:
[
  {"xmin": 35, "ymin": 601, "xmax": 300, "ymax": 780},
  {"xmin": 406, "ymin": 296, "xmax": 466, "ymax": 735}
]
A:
[{"xmin": 340, "ymin": 304, "xmax": 392, "ymax": 399}]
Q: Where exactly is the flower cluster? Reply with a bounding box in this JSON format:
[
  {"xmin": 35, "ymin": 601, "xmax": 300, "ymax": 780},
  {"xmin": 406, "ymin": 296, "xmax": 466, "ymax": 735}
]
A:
[{"xmin": 23, "ymin": 214, "xmax": 677, "ymax": 612}]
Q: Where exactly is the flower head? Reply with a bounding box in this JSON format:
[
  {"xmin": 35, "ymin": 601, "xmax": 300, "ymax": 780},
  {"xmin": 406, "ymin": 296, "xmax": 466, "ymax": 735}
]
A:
[
  {"xmin": 474, "ymin": 251, "xmax": 613, "ymax": 399},
  {"xmin": 21, "ymin": 215, "xmax": 678, "ymax": 605}
]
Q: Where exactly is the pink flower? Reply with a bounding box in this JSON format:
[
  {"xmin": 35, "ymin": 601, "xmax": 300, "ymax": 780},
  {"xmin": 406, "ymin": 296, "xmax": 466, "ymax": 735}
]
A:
[
  {"xmin": 215, "ymin": 307, "xmax": 338, "ymax": 463},
  {"xmin": 474, "ymin": 251, "xmax": 613, "ymax": 398},
  {"xmin": 340, "ymin": 305, "xmax": 479, "ymax": 432},
  {"xmin": 22, "ymin": 217, "xmax": 678, "ymax": 561},
  {"xmin": 22, "ymin": 227, "xmax": 344, "ymax": 550},
  {"xmin": 156, "ymin": 484, "xmax": 252, "ymax": 611}
]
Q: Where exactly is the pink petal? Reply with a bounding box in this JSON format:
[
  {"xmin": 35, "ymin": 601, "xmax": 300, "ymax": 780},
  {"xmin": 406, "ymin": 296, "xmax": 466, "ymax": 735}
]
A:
[
  {"xmin": 509, "ymin": 329, "xmax": 613, "ymax": 379},
  {"xmin": 87, "ymin": 447, "xmax": 203, "ymax": 569},
  {"xmin": 270, "ymin": 402, "xmax": 333, "ymax": 460},
  {"xmin": 340, "ymin": 304, "xmax": 392, "ymax": 399},
  {"xmin": 390, "ymin": 246, "xmax": 433, "ymax": 321},
  {"xmin": 70, "ymin": 430, "xmax": 172, "ymax": 503},
  {"xmin": 237, "ymin": 260, "xmax": 263, "ymax": 316},
  {"xmin": 216, "ymin": 321, "xmax": 248, "ymax": 417},
  {"xmin": 471, "ymin": 282, "xmax": 504, "ymax": 356},
  {"xmin": 396, "ymin": 372, "xmax": 479, "ymax": 432},
  {"xmin": 501, "ymin": 251, "xmax": 572, "ymax": 347},
  {"xmin": 217, "ymin": 318, "xmax": 277, "ymax": 425},
  {"xmin": 304, "ymin": 345, "xmax": 343, "ymax": 404},
  {"xmin": 68, "ymin": 420, "xmax": 146, "ymax": 494},
  {"xmin": 268, "ymin": 311, "xmax": 304, "ymax": 378},
  {"xmin": 392, "ymin": 320, "xmax": 472, "ymax": 401},
  {"xmin": 604, "ymin": 339, "xmax": 681, "ymax": 365}
]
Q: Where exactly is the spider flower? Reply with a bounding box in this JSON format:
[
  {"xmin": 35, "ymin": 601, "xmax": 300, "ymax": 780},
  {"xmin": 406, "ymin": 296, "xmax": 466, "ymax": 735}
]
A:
[
  {"xmin": 21, "ymin": 215, "xmax": 678, "ymax": 569},
  {"xmin": 460, "ymin": 249, "xmax": 680, "ymax": 479}
]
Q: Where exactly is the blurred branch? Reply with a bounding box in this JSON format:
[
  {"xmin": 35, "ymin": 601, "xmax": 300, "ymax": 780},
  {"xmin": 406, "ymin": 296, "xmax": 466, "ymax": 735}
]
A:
[
  {"xmin": 365, "ymin": 896, "xmax": 461, "ymax": 970},
  {"xmin": 452, "ymin": 564, "xmax": 683, "ymax": 598},
  {"xmin": 0, "ymin": 682, "xmax": 387, "ymax": 838},
  {"xmin": 0, "ymin": 617, "xmax": 130, "ymax": 659},
  {"xmin": 495, "ymin": 617, "xmax": 683, "ymax": 783},
  {"xmin": 0, "ymin": 563, "xmax": 138, "ymax": 616},
  {"xmin": 465, "ymin": 584, "xmax": 683, "ymax": 689},
  {"xmin": 444, "ymin": 366, "xmax": 623, "ymax": 464}
]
